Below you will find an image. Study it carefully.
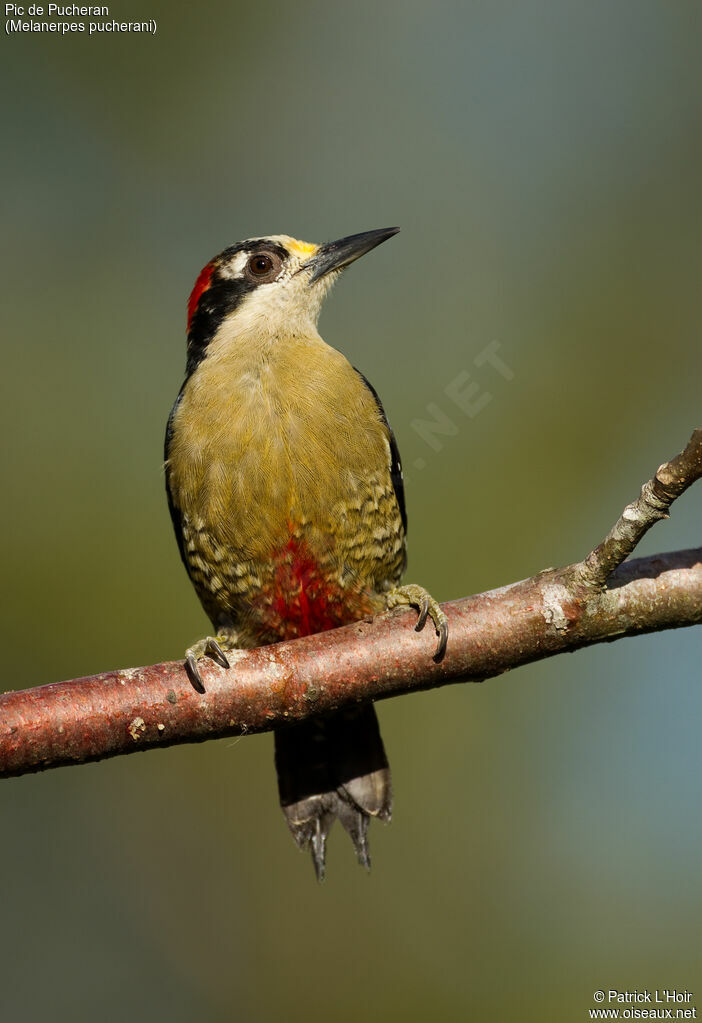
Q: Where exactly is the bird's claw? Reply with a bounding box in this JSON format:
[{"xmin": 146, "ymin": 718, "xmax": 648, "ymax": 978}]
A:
[
  {"xmin": 204, "ymin": 636, "xmax": 230, "ymax": 669},
  {"xmin": 415, "ymin": 595, "xmax": 430, "ymax": 632},
  {"xmin": 185, "ymin": 651, "xmax": 206, "ymax": 692},
  {"xmin": 385, "ymin": 584, "xmax": 449, "ymax": 662},
  {"xmin": 184, "ymin": 634, "xmax": 234, "ymax": 691}
]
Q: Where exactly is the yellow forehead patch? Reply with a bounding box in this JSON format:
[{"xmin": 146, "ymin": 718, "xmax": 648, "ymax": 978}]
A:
[{"xmin": 286, "ymin": 238, "xmax": 318, "ymax": 258}]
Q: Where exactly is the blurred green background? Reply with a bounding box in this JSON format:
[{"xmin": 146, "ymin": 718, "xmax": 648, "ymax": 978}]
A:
[{"xmin": 1, "ymin": 1, "xmax": 701, "ymax": 1020}]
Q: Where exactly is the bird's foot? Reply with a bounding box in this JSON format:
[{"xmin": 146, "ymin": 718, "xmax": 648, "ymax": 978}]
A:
[
  {"xmin": 185, "ymin": 626, "xmax": 239, "ymax": 691},
  {"xmin": 385, "ymin": 584, "xmax": 448, "ymax": 662}
]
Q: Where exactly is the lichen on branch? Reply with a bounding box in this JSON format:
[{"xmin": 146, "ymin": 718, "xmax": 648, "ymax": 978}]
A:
[{"xmin": 1, "ymin": 430, "xmax": 701, "ymax": 780}]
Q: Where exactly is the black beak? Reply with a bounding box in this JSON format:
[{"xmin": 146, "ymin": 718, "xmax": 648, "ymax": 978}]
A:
[{"xmin": 303, "ymin": 227, "xmax": 400, "ymax": 282}]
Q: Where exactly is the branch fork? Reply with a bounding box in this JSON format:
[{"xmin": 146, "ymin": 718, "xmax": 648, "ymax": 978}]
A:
[{"xmin": 1, "ymin": 429, "xmax": 701, "ymax": 779}]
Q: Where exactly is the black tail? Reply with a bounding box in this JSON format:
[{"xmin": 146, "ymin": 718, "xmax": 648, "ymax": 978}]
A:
[{"xmin": 274, "ymin": 704, "xmax": 392, "ymax": 880}]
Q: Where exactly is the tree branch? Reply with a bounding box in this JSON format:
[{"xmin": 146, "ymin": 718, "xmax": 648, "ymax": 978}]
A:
[
  {"xmin": 2, "ymin": 431, "xmax": 701, "ymax": 780},
  {"xmin": 577, "ymin": 427, "xmax": 702, "ymax": 587}
]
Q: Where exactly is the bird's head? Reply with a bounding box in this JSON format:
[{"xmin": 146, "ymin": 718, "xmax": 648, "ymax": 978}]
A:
[{"xmin": 185, "ymin": 227, "xmax": 399, "ymax": 373}]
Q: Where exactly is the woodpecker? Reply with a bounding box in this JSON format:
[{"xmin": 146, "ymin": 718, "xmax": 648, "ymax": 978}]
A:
[{"xmin": 164, "ymin": 227, "xmax": 448, "ymax": 878}]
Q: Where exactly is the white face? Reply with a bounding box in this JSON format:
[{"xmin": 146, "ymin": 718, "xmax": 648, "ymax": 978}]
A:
[
  {"xmin": 188, "ymin": 229, "xmax": 397, "ymax": 368},
  {"xmin": 216, "ymin": 235, "xmax": 338, "ymax": 340}
]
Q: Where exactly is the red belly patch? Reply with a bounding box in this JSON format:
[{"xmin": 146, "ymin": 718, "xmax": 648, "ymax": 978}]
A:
[{"xmin": 257, "ymin": 534, "xmax": 373, "ymax": 642}]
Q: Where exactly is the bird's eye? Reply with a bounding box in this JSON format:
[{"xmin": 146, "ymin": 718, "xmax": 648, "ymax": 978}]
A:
[{"xmin": 248, "ymin": 253, "xmax": 274, "ymax": 277}]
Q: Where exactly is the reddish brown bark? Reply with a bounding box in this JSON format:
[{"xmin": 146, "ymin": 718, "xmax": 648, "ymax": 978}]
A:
[
  {"xmin": 1, "ymin": 548, "xmax": 700, "ymax": 779},
  {"xmin": 2, "ymin": 428, "xmax": 701, "ymax": 781}
]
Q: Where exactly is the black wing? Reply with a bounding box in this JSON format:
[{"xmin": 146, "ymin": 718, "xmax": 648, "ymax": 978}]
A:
[
  {"xmin": 354, "ymin": 368, "xmax": 407, "ymax": 534},
  {"xmin": 163, "ymin": 383, "xmax": 192, "ymax": 576}
]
